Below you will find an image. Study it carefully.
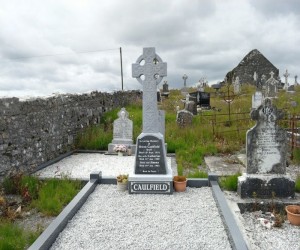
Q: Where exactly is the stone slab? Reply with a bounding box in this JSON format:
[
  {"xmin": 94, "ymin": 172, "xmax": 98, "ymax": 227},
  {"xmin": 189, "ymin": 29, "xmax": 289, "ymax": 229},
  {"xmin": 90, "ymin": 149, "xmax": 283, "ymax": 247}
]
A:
[{"xmin": 205, "ymin": 156, "xmax": 246, "ymax": 176}]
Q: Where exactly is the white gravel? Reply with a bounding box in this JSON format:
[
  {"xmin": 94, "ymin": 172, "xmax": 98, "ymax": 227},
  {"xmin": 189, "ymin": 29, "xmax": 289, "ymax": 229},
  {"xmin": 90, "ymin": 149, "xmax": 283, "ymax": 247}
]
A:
[
  {"xmin": 36, "ymin": 153, "xmax": 300, "ymax": 250},
  {"xmin": 50, "ymin": 185, "xmax": 232, "ymax": 250},
  {"xmin": 35, "ymin": 153, "xmax": 174, "ymax": 180},
  {"xmin": 241, "ymin": 211, "xmax": 300, "ymax": 250}
]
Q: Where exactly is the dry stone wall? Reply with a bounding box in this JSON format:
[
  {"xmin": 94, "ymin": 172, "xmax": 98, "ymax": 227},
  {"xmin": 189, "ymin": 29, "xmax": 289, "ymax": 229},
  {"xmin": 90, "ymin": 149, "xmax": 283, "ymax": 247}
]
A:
[{"xmin": 0, "ymin": 91, "xmax": 142, "ymax": 177}]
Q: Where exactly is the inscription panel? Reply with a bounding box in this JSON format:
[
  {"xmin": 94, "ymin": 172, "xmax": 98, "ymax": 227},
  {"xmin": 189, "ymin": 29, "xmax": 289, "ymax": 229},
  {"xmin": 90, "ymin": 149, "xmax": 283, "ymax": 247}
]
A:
[{"xmin": 135, "ymin": 135, "xmax": 166, "ymax": 174}]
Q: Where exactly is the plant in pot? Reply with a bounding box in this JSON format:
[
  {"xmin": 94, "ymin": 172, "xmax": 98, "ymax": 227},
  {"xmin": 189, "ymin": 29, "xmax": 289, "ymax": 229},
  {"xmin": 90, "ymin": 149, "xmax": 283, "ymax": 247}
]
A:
[
  {"xmin": 173, "ymin": 175, "xmax": 187, "ymax": 192},
  {"xmin": 113, "ymin": 144, "xmax": 127, "ymax": 156},
  {"xmin": 285, "ymin": 205, "xmax": 300, "ymax": 226},
  {"xmin": 116, "ymin": 174, "xmax": 128, "ymax": 191}
]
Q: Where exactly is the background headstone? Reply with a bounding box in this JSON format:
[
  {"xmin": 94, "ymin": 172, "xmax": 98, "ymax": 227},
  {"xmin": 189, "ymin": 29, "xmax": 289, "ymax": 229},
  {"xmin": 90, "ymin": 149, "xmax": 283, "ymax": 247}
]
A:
[
  {"xmin": 238, "ymin": 98, "xmax": 295, "ymax": 198},
  {"xmin": 184, "ymin": 94, "xmax": 197, "ymax": 115},
  {"xmin": 161, "ymin": 80, "xmax": 170, "ymax": 97},
  {"xmin": 176, "ymin": 110, "xmax": 193, "ymax": 127},
  {"xmin": 234, "ymin": 76, "xmax": 241, "ymax": 94},
  {"xmin": 108, "ymin": 107, "xmax": 134, "ymax": 154},
  {"xmin": 265, "ymin": 71, "xmax": 278, "ymax": 97},
  {"xmin": 251, "ymin": 91, "xmax": 263, "ymax": 109}
]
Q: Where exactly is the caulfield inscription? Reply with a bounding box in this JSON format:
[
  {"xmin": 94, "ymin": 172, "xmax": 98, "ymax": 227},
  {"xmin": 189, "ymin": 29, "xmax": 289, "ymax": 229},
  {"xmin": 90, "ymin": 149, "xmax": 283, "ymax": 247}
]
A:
[{"xmin": 130, "ymin": 182, "xmax": 171, "ymax": 194}]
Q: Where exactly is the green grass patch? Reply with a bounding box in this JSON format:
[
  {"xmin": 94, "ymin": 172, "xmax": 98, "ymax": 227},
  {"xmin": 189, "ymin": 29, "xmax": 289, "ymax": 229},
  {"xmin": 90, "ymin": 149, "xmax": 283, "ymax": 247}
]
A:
[
  {"xmin": 32, "ymin": 178, "xmax": 82, "ymax": 216},
  {"xmin": 187, "ymin": 170, "xmax": 208, "ymax": 178},
  {"xmin": 0, "ymin": 220, "xmax": 40, "ymax": 250},
  {"xmin": 295, "ymin": 175, "xmax": 300, "ymax": 193},
  {"xmin": 219, "ymin": 173, "xmax": 242, "ymax": 191}
]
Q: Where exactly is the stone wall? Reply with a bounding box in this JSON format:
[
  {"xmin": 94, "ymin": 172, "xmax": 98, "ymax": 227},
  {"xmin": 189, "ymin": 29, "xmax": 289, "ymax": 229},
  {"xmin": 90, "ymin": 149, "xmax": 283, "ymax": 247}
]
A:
[{"xmin": 0, "ymin": 91, "xmax": 142, "ymax": 177}]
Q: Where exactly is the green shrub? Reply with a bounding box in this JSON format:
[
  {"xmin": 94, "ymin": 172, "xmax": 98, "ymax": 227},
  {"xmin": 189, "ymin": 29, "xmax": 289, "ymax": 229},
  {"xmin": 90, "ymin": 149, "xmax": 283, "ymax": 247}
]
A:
[
  {"xmin": 32, "ymin": 178, "xmax": 81, "ymax": 216},
  {"xmin": 219, "ymin": 173, "xmax": 242, "ymax": 191}
]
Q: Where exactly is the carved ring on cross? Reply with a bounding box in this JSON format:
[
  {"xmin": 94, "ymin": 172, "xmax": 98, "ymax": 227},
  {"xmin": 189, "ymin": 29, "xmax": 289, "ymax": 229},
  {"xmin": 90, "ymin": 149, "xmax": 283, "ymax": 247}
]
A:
[{"xmin": 133, "ymin": 50, "xmax": 165, "ymax": 85}]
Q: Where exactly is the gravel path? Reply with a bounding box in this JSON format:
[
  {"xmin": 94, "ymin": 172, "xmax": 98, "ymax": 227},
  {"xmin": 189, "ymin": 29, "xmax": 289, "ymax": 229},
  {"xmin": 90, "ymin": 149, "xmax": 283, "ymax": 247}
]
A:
[
  {"xmin": 50, "ymin": 185, "xmax": 231, "ymax": 250},
  {"xmin": 35, "ymin": 153, "xmax": 174, "ymax": 180}
]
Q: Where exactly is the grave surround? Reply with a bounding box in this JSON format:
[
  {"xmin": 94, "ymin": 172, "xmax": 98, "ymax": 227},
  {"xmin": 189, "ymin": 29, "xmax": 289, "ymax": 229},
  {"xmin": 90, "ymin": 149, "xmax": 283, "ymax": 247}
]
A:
[{"xmin": 129, "ymin": 47, "xmax": 173, "ymax": 194}]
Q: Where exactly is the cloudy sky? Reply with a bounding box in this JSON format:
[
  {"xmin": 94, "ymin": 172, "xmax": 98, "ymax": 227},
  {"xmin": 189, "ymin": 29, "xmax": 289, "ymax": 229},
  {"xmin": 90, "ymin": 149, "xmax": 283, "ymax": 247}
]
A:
[{"xmin": 0, "ymin": 0, "xmax": 299, "ymax": 97}]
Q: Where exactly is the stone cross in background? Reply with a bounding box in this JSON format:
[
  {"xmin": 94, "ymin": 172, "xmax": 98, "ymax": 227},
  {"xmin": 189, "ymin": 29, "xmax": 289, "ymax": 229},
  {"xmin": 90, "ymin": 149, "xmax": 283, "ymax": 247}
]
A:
[
  {"xmin": 182, "ymin": 74, "xmax": 188, "ymax": 87},
  {"xmin": 295, "ymin": 75, "xmax": 298, "ymax": 85},
  {"xmin": 132, "ymin": 47, "xmax": 167, "ymax": 133},
  {"xmin": 283, "ymin": 69, "xmax": 290, "ymax": 90},
  {"xmin": 265, "ymin": 71, "xmax": 278, "ymax": 97}
]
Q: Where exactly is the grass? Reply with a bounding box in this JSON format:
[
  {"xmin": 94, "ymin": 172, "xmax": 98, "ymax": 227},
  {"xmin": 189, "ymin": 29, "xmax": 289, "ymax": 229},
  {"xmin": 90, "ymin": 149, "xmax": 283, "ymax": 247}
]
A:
[
  {"xmin": 0, "ymin": 220, "xmax": 40, "ymax": 250},
  {"xmin": 218, "ymin": 173, "xmax": 242, "ymax": 191},
  {"xmin": 76, "ymin": 85, "xmax": 300, "ymax": 176},
  {"xmin": 32, "ymin": 178, "xmax": 82, "ymax": 216},
  {"xmin": 295, "ymin": 175, "xmax": 300, "ymax": 193},
  {"xmin": 0, "ymin": 175, "xmax": 82, "ymax": 248}
]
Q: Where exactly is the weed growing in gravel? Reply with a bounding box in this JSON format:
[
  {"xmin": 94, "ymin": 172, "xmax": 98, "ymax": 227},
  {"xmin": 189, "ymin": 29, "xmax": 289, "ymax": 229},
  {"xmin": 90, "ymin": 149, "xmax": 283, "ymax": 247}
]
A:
[{"xmin": 218, "ymin": 173, "xmax": 241, "ymax": 191}]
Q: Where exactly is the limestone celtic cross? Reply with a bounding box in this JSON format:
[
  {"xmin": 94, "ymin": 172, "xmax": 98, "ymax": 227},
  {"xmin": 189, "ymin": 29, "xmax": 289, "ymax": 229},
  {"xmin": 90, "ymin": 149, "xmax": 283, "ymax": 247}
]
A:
[{"xmin": 132, "ymin": 48, "xmax": 167, "ymax": 133}]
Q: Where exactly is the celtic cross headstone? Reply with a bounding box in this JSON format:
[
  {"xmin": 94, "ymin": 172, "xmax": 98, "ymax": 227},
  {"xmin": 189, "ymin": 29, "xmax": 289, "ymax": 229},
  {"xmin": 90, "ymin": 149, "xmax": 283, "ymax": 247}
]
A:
[
  {"xmin": 132, "ymin": 47, "xmax": 167, "ymax": 133},
  {"xmin": 283, "ymin": 69, "xmax": 290, "ymax": 90},
  {"xmin": 129, "ymin": 47, "xmax": 173, "ymax": 194}
]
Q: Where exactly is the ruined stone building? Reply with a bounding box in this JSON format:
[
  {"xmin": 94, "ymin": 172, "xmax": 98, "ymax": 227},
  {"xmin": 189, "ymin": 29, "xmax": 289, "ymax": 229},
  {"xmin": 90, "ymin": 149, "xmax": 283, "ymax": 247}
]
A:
[{"xmin": 225, "ymin": 49, "xmax": 280, "ymax": 86}]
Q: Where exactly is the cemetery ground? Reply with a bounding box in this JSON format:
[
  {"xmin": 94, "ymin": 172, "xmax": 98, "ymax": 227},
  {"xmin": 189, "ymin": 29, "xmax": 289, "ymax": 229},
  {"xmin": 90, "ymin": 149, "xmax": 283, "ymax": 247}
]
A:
[{"xmin": 1, "ymin": 84, "xmax": 300, "ymax": 249}]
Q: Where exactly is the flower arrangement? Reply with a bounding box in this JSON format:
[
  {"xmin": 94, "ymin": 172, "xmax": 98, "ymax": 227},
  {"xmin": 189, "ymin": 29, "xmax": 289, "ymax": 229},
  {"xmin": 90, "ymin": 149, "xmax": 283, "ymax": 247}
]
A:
[
  {"xmin": 117, "ymin": 174, "xmax": 128, "ymax": 184},
  {"xmin": 113, "ymin": 144, "xmax": 127, "ymax": 153}
]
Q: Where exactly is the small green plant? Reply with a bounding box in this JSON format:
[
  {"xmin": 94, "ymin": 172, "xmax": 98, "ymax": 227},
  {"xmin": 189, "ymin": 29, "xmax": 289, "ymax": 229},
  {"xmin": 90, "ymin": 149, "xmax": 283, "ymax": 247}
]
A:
[
  {"xmin": 295, "ymin": 174, "xmax": 300, "ymax": 193},
  {"xmin": 218, "ymin": 172, "xmax": 241, "ymax": 191},
  {"xmin": 116, "ymin": 174, "xmax": 128, "ymax": 183},
  {"xmin": 32, "ymin": 178, "xmax": 81, "ymax": 216}
]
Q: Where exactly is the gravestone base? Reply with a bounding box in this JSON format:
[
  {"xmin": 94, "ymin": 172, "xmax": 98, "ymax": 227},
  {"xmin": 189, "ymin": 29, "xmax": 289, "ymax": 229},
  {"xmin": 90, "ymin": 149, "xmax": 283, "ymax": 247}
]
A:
[{"xmin": 237, "ymin": 173, "xmax": 295, "ymax": 199}]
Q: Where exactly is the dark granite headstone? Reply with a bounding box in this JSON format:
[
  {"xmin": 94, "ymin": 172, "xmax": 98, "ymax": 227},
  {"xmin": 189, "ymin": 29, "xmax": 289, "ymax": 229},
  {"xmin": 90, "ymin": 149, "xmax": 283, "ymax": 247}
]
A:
[
  {"xmin": 189, "ymin": 91, "xmax": 210, "ymax": 108},
  {"xmin": 135, "ymin": 135, "xmax": 166, "ymax": 174}
]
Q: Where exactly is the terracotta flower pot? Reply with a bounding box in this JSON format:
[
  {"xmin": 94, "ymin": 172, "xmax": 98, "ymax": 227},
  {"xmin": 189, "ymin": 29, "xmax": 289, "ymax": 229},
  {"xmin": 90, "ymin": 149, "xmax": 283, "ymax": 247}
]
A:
[
  {"xmin": 285, "ymin": 205, "xmax": 300, "ymax": 226},
  {"xmin": 173, "ymin": 180, "xmax": 187, "ymax": 192}
]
